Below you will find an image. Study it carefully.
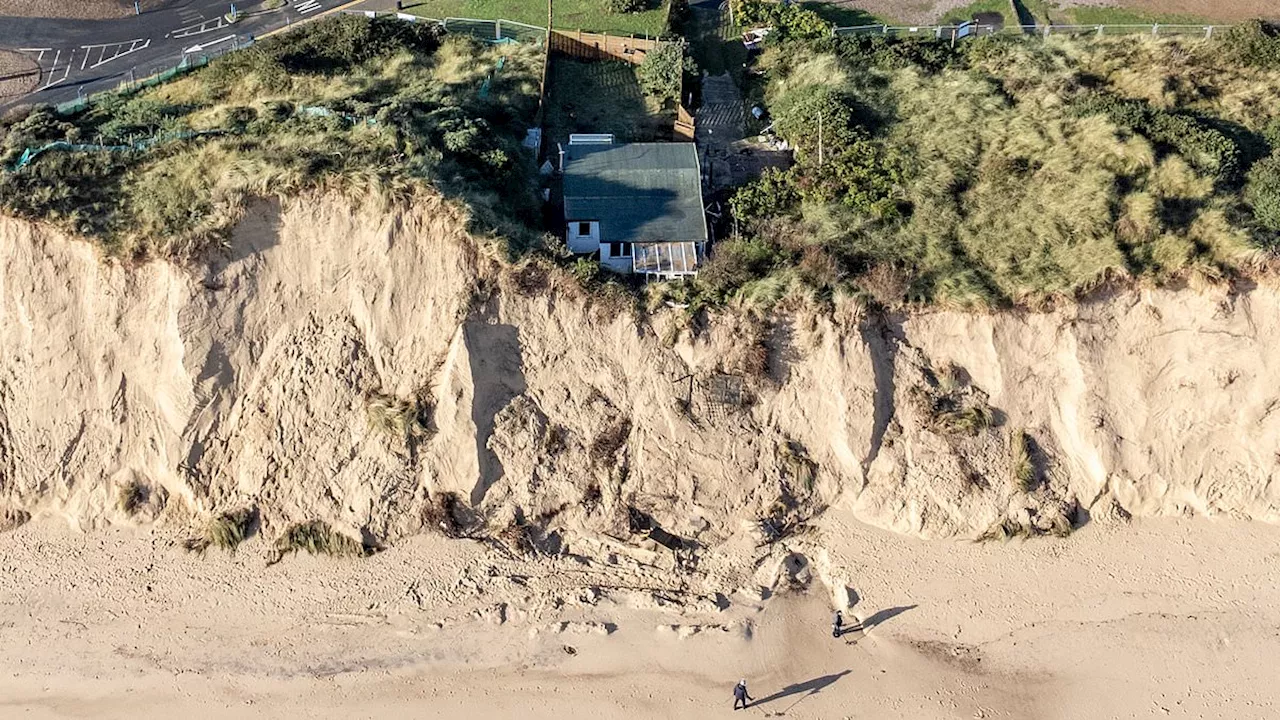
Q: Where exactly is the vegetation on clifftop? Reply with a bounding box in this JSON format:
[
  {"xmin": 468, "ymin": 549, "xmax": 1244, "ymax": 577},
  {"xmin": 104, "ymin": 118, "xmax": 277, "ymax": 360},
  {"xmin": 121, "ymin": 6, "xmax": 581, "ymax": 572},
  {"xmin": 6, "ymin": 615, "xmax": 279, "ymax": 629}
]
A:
[
  {"xmin": 0, "ymin": 16, "xmax": 542, "ymax": 258},
  {"xmin": 710, "ymin": 23, "xmax": 1280, "ymax": 310}
]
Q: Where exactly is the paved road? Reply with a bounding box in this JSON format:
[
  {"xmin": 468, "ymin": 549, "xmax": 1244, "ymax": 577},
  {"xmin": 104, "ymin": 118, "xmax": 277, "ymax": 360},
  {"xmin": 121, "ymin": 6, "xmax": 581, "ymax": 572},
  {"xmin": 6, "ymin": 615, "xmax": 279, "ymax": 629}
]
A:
[{"xmin": 0, "ymin": 0, "xmax": 392, "ymax": 110}]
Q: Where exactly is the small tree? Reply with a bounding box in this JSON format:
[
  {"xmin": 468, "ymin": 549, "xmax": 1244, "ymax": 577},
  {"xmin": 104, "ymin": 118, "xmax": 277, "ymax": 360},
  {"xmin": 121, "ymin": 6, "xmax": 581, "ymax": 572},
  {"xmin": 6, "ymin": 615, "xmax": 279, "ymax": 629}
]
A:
[
  {"xmin": 637, "ymin": 40, "xmax": 692, "ymax": 101},
  {"xmin": 771, "ymin": 84, "xmax": 857, "ymax": 154}
]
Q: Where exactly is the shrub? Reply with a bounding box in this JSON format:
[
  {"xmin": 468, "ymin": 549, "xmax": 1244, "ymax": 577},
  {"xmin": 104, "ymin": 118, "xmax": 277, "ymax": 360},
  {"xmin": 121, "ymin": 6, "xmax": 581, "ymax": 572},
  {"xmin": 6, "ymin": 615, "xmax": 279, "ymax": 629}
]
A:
[
  {"xmin": 771, "ymin": 84, "xmax": 858, "ymax": 154},
  {"xmin": 637, "ymin": 40, "xmax": 693, "ymax": 101},
  {"xmin": 605, "ymin": 0, "xmax": 646, "ymax": 13},
  {"xmin": 1264, "ymin": 117, "xmax": 1280, "ymax": 151},
  {"xmin": 1223, "ymin": 20, "xmax": 1280, "ymax": 70},
  {"xmin": 796, "ymin": 137, "xmax": 906, "ymax": 217},
  {"xmin": 1073, "ymin": 95, "xmax": 1240, "ymax": 182},
  {"xmin": 1245, "ymin": 152, "xmax": 1280, "ymax": 231},
  {"xmin": 835, "ymin": 34, "xmax": 956, "ymax": 73},
  {"xmin": 730, "ymin": 167, "xmax": 800, "ymax": 223},
  {"xmin": 365, "ymin": 389, "xmax": 432, "ymax": 440},
  {"xmin": 696, "ymin": 236, "xmax": 780, "ymax": 301},
  {"xmin": 733, "ymin": 0, "xmax": 831, "ymax": 39},
  {"xmin": 221, "ymin": 105, "xmax": 257, "ymax": 130},
  {"xmin": 589, "ymin": 418, "xmax": 632, "ymax": 466},
  {"xmin": 933, "ymin": 404, "xmax": 993, "ymax": 436}
]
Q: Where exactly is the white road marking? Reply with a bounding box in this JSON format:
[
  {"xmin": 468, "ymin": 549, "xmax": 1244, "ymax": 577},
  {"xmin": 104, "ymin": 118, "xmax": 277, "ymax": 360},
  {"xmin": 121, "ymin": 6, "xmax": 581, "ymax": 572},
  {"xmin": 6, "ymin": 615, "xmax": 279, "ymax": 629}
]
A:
[
  {"xmin": 38, "ymin": 48, "xmax": 74, "ymax": 90},
  {"xmin": 183, "ymin": 34, "xmax": 236, "ymax": 54},
  {"xmin": 295, "ymin": 0, "xmax": 322, "ymax": 15},
  {"xmin": 169, "ymin": 16, "xmax": 229, "ymax": 39},
  {"xmin": 80, "ymin": 38, "xmax": 152, "ymax": 70}
]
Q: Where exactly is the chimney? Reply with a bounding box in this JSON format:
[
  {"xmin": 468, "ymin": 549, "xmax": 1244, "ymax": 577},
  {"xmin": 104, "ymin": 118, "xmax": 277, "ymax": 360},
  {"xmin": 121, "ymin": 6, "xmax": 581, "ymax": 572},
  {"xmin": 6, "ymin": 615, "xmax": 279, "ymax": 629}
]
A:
[{"xmin": 558, "ymin": 143, "xmax": 566, "ymax": 174}]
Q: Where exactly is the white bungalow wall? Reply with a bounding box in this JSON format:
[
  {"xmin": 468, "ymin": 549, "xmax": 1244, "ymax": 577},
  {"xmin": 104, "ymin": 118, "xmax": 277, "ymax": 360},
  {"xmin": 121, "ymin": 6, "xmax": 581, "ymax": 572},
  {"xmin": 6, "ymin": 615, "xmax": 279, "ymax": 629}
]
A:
[
  {"xmin": 567, "ymin": 220, "xmax": 600, "ymax": 253},
  {"xmin": 600, "ymin": 242, "xmax": 633, "ymax": 273}
]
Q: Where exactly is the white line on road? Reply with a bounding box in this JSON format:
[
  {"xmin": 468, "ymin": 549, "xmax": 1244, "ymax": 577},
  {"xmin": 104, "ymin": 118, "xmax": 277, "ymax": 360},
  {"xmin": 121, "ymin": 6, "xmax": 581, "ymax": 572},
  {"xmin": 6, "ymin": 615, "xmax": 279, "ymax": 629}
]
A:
[
  {"xmin": 295, "ymin": 0, "xmax": 322, "ymax": 14},
  {"xmin": 80, "ymin": 38, "xmax": 152, "ymax": 70},
  {"xmin": 168, "ymin": 16, "xmax": 229, "ymax": 39},
  {"xmin": 183, "ymin": 34, "xmax": 237, "ymax": 54},
  {"xmin": 39, "ymin": 48, "xmax": 74, "ymax": 90}
]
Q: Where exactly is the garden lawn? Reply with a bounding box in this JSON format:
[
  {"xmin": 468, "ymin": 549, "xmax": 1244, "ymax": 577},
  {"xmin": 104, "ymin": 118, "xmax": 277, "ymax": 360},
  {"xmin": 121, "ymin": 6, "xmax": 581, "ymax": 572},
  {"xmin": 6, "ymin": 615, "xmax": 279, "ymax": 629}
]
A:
[
  {"xmin": 403, "ymin": 0, "xmax": 672, "ymax": 36},
  {"xmin": 542, "ymin": 57, "xmax": 674, "ymax": 147}
]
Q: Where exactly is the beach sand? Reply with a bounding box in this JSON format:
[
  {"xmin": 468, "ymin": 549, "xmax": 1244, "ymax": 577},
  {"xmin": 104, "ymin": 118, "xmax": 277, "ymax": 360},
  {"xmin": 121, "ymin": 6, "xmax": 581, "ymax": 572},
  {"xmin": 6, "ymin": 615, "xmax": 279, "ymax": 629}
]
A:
[{"xmin": 1, "ymin": 514, "xmax": 1276, "ymax": 719}]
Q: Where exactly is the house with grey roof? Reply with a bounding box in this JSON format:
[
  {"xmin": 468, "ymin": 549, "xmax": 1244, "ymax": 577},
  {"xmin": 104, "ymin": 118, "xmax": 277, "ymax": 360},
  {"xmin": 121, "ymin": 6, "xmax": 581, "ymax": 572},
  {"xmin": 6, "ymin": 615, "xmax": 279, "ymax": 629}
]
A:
[{"xmin": 562, "ymin": 139, "xmax": 707, "ymax": 280}]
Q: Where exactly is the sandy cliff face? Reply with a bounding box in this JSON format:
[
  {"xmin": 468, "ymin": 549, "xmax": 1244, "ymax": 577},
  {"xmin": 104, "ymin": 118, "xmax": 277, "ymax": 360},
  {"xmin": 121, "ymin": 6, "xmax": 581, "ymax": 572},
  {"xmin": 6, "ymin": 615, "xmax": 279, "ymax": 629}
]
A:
[{"xmin": 0, "ymin": 196, "xmax": 1277, "ymax": 556}]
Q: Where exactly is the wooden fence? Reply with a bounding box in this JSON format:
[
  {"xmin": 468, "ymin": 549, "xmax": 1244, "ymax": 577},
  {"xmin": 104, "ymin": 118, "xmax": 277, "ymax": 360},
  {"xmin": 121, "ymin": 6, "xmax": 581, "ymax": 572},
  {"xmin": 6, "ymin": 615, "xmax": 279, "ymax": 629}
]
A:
[
  {"xmin": 675, "ymin": 99, "xmax": 695, "ymax": 141},
  {"xmin": 549, "ymin": 29, "xmax": 661, "ymax": 64}
]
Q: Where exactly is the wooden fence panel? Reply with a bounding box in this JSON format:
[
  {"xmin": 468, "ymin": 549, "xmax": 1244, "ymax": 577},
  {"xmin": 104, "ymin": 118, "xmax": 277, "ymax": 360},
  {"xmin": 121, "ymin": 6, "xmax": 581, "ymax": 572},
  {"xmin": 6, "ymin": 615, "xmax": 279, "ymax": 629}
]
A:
[{"xmin": 549, "ymin": 30, "xmax": 660, "ymax": 64}]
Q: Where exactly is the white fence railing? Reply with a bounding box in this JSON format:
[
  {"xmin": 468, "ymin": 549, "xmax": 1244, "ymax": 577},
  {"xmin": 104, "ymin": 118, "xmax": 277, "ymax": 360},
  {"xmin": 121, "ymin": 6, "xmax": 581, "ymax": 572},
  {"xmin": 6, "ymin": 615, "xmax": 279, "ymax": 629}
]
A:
[{"xmin": 833, "ymin": 23, "xmax": 1231, "ymax": 40}]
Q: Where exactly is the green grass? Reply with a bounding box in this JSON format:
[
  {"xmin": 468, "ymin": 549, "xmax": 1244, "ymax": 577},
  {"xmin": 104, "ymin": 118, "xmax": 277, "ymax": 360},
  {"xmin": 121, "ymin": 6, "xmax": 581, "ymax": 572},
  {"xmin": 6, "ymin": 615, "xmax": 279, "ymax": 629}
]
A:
[
  {"xmin": 1052, "ymin": 6, "xmax": 1210, "ymax": 26},
  {"xmin": 800, "ymin": 1, "xmax": 898, "ymax": 27},
  {"xmin": 543, "ymin": 57, "xmax": 674, "ymax": 147},
  {"xmin": 940, "ymin": 0, "xmax": 1016, "ymax": 27},
  {"xmin": 403, "ymin": 0, "xmax": 671, "ymax": 36}
]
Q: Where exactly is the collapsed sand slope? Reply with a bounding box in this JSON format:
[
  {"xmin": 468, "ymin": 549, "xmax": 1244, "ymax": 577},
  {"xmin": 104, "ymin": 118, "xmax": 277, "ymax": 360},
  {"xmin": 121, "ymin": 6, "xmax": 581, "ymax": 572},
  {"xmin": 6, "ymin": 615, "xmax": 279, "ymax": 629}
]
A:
[{"xmin": 0, "ymin": 196, "xmax": 1277, "ymax": 552}]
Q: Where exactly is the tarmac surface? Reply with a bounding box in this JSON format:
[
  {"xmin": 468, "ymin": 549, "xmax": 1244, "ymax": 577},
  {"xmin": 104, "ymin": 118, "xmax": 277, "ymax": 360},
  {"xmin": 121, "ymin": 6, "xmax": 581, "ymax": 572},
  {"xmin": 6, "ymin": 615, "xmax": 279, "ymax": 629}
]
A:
[{"xmin": 0, "ymin": 0, "xmax": 393, "ymax": 110}]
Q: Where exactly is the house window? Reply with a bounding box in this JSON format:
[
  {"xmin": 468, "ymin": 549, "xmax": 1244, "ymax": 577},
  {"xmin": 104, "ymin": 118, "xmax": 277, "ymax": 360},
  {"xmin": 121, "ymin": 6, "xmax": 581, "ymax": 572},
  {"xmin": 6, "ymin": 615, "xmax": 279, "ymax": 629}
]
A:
[
  {"xmin": 578, "ymin": 222, "xmax": 592, "ymax": 237},
  {"xmin": 610, "ymin": 242, "xmax": 632, "ymax": 258}
]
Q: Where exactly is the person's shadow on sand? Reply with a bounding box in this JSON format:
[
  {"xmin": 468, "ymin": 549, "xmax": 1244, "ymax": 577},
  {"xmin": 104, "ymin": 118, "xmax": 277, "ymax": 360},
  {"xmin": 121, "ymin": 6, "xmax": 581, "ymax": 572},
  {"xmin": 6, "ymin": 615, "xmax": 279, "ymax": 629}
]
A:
[
  {"xmin": 750, "ymin": 669, "xmax": 852, "ymax": 715},
  {"xmin": 835, "ymin": 604, "xmax": 917, "ymax": 641}
]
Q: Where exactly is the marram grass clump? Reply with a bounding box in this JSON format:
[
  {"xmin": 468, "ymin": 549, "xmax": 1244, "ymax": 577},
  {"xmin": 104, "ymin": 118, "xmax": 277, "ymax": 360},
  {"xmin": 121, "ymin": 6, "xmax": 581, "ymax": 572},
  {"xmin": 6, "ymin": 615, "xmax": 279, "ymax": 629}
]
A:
[
  {"xmin": 270, "ymin": 520, "xmax": 373, "ymax": 562},
  {"xmin": 184, "ymin": 507, "xmax": 258, "ymax": 553}
]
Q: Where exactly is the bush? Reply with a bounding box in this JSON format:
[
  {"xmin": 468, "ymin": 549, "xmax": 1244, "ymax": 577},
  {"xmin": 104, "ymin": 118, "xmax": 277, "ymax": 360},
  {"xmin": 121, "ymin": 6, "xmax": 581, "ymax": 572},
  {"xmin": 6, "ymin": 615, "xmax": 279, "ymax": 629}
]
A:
[
  {"xmin": 605, "ymin": 0, "xmax": 646, "ymax": 13},
  {"xmin": 733, "ymin": 0, "xmax": 831, "ymax": 39},
  {"xmin": 637, "ymin": 40, "xmax": 693, "ymax": 101},
  {"xmin": 1074, "ymin": 95, "xmax": 1240, "ymax": 182},
  {"xmin": 1264, "ymin": 117, "xmax": 1280, "ymax": 152},
  {"xmin": 796, "ymin": 137, "xmax": 906, "ymax": 217},
  {"xmin": 771, "ymin": 84, "xmax": 858, "ymax": 154},
  {"xmin": 117, "ymin": 480, "xmax": 148, "ymax": 515},
  {"xmin": 1246, "ymin": 152, "xmax": 1280, "ymax": 231},
  {"xmin": 834, "ymin": 34, "xmax": 956, "ymax": 73},
  {"xmin": 1223, "ymin": 20, "xmax": 1280, "ymax": 70},
  {"xmin": 730, "ymin": 167, "xmax": 800, "ymax": 223},
  {"xmin": 365, "ymin": 389, "xmax": 432, "ymax": 440},
  {"xmin": 696, "ymin": 236, "xmax": 780, "ymax": 301}
]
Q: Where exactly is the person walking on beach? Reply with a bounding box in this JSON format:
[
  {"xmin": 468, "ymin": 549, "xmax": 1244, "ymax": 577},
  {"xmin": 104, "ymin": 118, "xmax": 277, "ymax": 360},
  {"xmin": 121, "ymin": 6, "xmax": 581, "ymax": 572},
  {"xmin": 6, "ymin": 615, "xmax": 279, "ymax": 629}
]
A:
[
  {"xmin": 833, "ymin": 610, "xmax": 844, "ymax": 638},
  {"xmin": 734, "ymin": 678, "xmax": 754, "ymax": 710}
]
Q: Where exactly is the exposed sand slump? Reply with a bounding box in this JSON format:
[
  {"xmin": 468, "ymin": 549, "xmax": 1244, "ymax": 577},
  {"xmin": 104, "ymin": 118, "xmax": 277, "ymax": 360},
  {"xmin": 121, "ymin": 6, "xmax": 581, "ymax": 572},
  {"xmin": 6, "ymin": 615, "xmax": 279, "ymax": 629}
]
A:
[{"xmin": 1, "ymin": 196, "xmax": 1278, "ymax": 555}]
